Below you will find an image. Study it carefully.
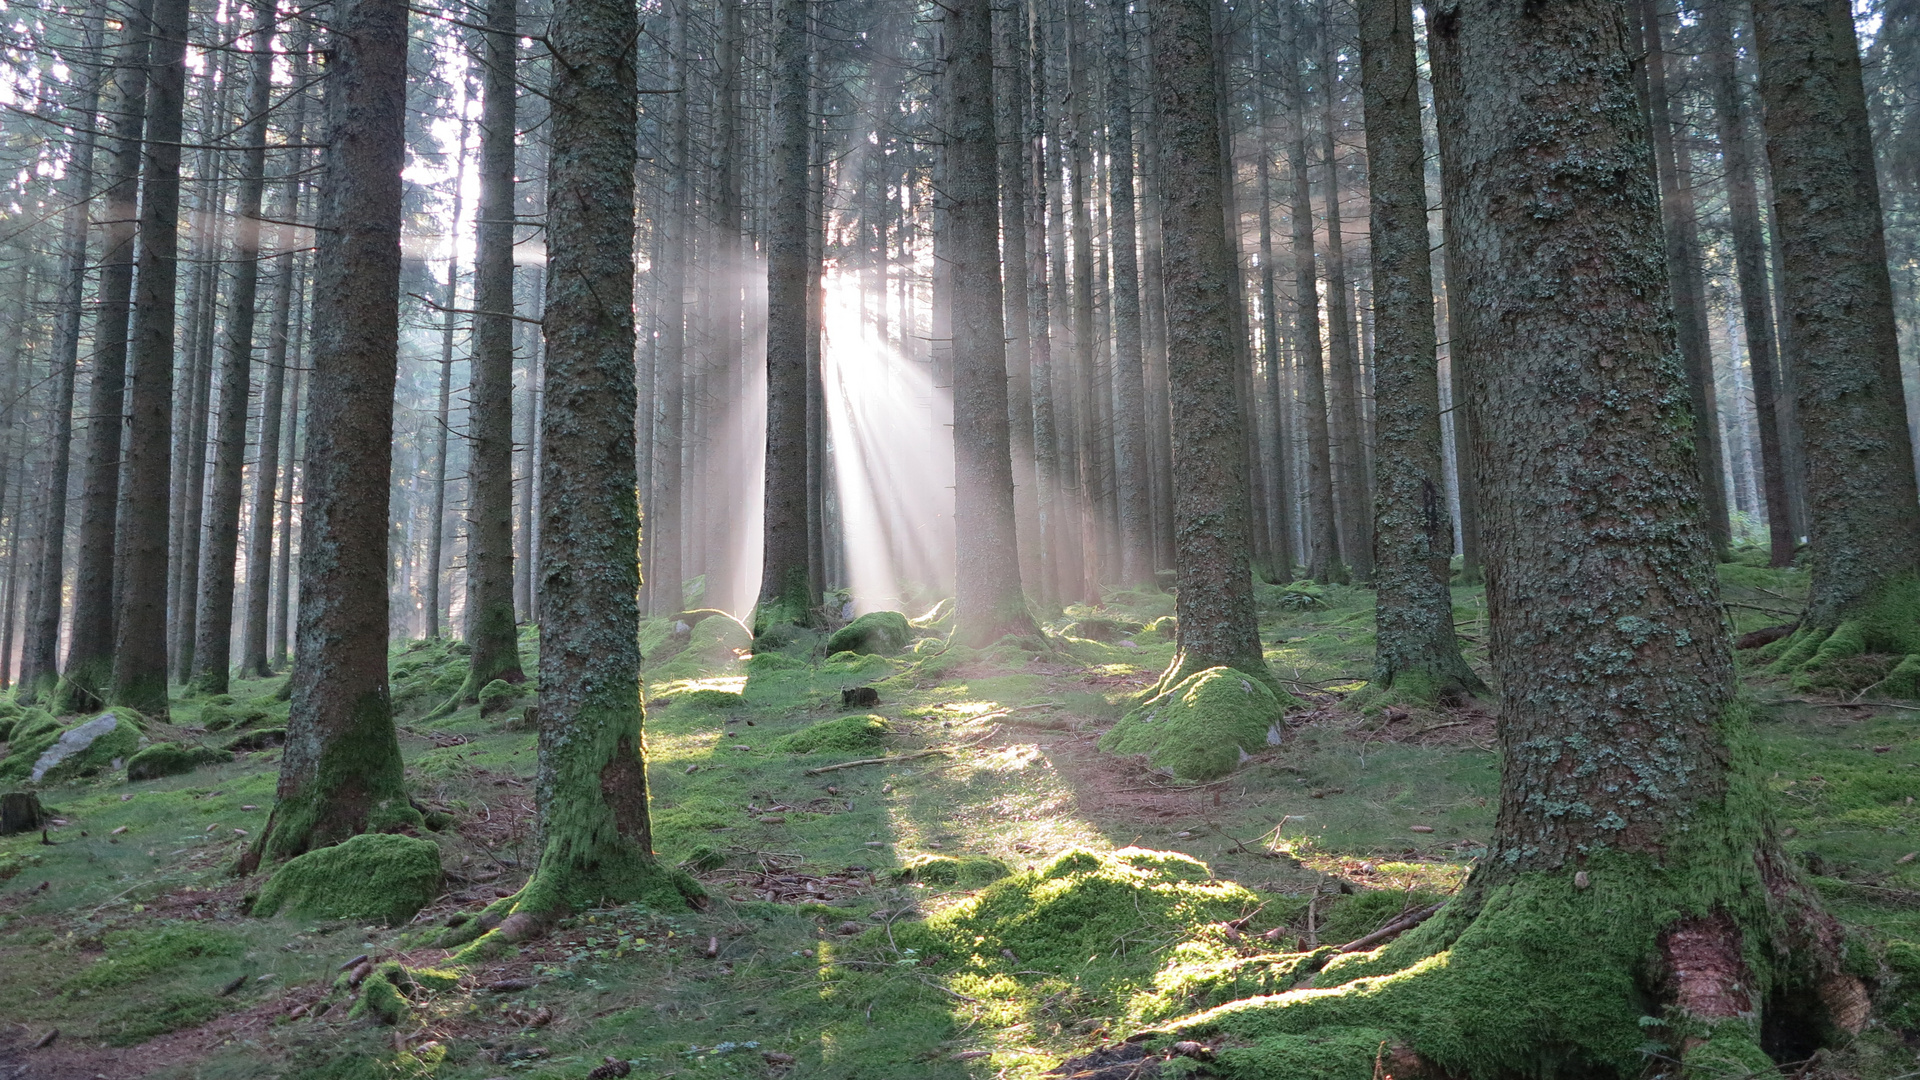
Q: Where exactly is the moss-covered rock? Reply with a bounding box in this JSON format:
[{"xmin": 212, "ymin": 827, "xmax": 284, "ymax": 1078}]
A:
[
  {"xmin": 1099, "ymin": 667, "xmax": 1284, "ymax": 781},
  {"xmin": 0, "ymin": 712, "xmax": 142, "ymax": 783},
  {"xmin": 909, "ymin": 848, "xmax": 1258, "ymax": 983},
  {"xmin": 770, "ymin": 714, "xmax": 888, "ymax": 755},
  {"xmin": 477, "ymin": 678, "xmax": 527, "ymax": 716},
  {"xmin": 9, "ymin": 708, "xmax": 59, "ymax": 744},
  {"xmin": 891, "ymin": 853, "xmax": 1013, "ymax": 888},
  {"xmin": 348, "ymin": 964, "xmax": 411, "ymax": 1025},
  {"xmin": 126, "ymin": 742, "xmax": 234, "ymax": 782},
  {"xmin": 253, "ymin": 832, "xmax": 444, "ymax": 925},
  {"xmin": 225, "ymin": 727, "xmax": 286, "ymax": 752},
  {"xmin": 826, "ymin": 611, "xmax": 913, "ymax": 656}
]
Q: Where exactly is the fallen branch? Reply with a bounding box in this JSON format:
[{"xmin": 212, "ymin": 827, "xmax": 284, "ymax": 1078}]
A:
[
  {"xmin": 803, "ymin": 749, "xmax": 950, "ymax": 775},
  {"xmin": 1337, "ymin": 902, "xmax": 1444, "ymax": 953},
  {"xmin": 1778, "ymin": 698, "xmax": 1920, "ymax": 713}
]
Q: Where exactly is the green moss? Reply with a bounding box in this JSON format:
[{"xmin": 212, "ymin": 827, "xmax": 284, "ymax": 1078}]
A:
[
  {"xmin": 1208, "ymin": 1027, "xmax": 1398, "ymax": 1080},
  {"xmin": 125, "ymin": 742, "xmax": 233, "ymax": 782},
  {"xmin": 252, "ymin": 832, "xmax": 443, "ymax": 925},
  {"xmin": 247, "ymin": 688, "xmax": 420, "ymax": 863},
  {"xmin": 10, "ymin": 707, "xmax": 57, "ymax": 743},
  {"xmin": 1885, "ymin": 940, "xmax": 1920, "ymax": 1029},
  {"xmin": 403, "ymin": 966, "xmax": 461, "ymax": 994},
  {"xmin": 348, "ymin": 967, "xmax": 411, "ymax": 1025},
  {"xmin": 96, "ymin": 991, "xmax": 231, "ymax": 1046},
  {"xmin": 891, "ymin": 853, "xmax": 1013, "ymax": 887},
  {"xmin": 826, "ymin": 611, "xmax": 913, "ymax": 656},
  {"xmin": 770, "ymin": 714, "xmax": 888, "ymax": 755},
  {"xmin": 1100, "ymin": 667, "xmax": 1284, "ymax": 781},
  {"xmin": 1135, "ymin": 946, "xmax": 1336, "ymax": 1024},
  {"xmin": 918, "ymin": 848, "xmax": 1259, "ymax": 979},
  {"xmin": 672, "ymin": 688, "xmax": 746, "ymax": 709},
  {"xmin": 65, "ymin": 926, "xmax": 247, "ymax": 994},
  {"xmin": 477, "ymin": 678, "xmax": 526, "ymax": 714},
  {"xmin": 1771, "ymin": 574, "xmax": 1920, "ymax": 696},
  {"xmin": 0, "ymin": 712, "xmax": 142, "ymax": 782}
]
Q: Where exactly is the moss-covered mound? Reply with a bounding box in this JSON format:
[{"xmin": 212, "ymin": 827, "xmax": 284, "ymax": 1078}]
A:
[
  {"xmin": 1100, "ymin": 667, "xmax": 1284, "ymax": 781},
  {"xmin": 477, "ymin": 678, "xmax": 527, "ymax": 715},
  {"xmin": 1763, "ymin": 573, "xmax": 1920, "ymax": 696},
  {"xmin": 902, "ymin": 848, "xmax": 1258, "ymax": 990},
  {"xmin": 197, "ymin": 697, "xmax": 282, "ymax": 732},
  {"xmin": 9, "ymin": 708, "xmax": 60, "ymax": 745},
  {"xmin": 0, "ymin": 711, "xmax": 142, "ymax": 783},
  {"xmin": 826, "ymin": 611, "xmax": 912, "ymax": 656},
  {"xmin": 670, "ymin": 688, "xmax": 746, "ymax": 709},
  {"xmin": 125, "ymin": 743, "xmax": 234, "ymax": 782},
  {"xmin": 770, "ymin": 714, "xmax": 888, "ymax": 755},
  {"xmin": 252, "ymin": 832, "xmax": 444, "ymax": 925},
  {"xmin": 891, "ymin": 853, "xmax": 1013, "ymax": 888}
]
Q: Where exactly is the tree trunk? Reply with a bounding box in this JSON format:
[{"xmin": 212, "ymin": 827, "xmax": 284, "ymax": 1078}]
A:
[
  {"xmin": 109, "ymin": 0, "xmax": 191, "ymax": 716},
  {"xmin": 24, "ymin": 0, "xmax": 108, "ymax": 699},
  {"xmin": 246, "ymin": 0, "xmax": 420, "ymax": 869},
  {"xmin": 1637, "ymin": 0, "xmax": 1732, "ymax": 560},
  {"xmin": 1701, "ymin": 0, "xmax": 1794, "ymax": 567},
  {"xmin": 1146, "ymin": 0, "xmax": 1275, "ymax": 692},
  {"xmin": 1319, "ymin": 2, "xmax": 1372, "ymax": 583},
  {"xmin": 1750, "ymin": 0, "xmax": 1920, "ymax": 685},
  {"xmin": 1066, "ymin": 15, "xmax": 1105, "ymax": 597},
  {"xmin": 1105, "ymin": 0, "xmax": 1152, "ymax": 588},
  {"xmin": 948, "ymin": 0, "xmax": 1035, "ymax": 647},
  {"xmin": 65, "ymin": 0, "xmax": 154, "ymax": 704},
  {"xmin": 758, "ymin": 0, "xmax": 813, "ymax": 633},
  {"xmin": 272, "ymin": 319, "xmax": 304, "ymax": 670},
  {"xmin": 1284, "ymin": 10, "xmax": 1340, "ymax": 586},
  {"xmin": 997, "ymin": 0, "xmax": 1040, "ymax": 596},
  {"xmin": 1166, "ymin": 4, "xmax": 1870, "ymax": 1067},
  {"xmin": 1026, "ymin": 0, "xmax": 1061, "ymax": 609},
  {"xmin": 649, "ymin": 0, "xmax": 691, "ymax": 618},
  {"xmin": 1356, "ymin": 0, "xmax": 1482, "ymax": 703},
  {"xmin": 241, "ymin": 48, "xmax": 311, "ymax": 677},
  {"xmin": 446, "ymin": 0, "xmax": 526, "ymax": 706},
  {"xmin": 191, "ymin": 0, "xmax": 280, "ymax": 694},
  {"xmin": 454, "ymin": 0, "xmax": 695, "ymax": 943}
]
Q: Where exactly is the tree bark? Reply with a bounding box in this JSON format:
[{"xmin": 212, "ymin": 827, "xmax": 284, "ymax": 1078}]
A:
[
  {"xmin": 1147, "ymin": 0, "xmax": 1274, "ymax": 691},
  {"xmin": 1319, "ymin": 1, "xmax": 1371, "ymax": 583},
  {"xmin": 272, "ymin": 308, "xmax": 304, "ymax": 670},
  {"xmin": 1356, "ymin": 0, "xmax": 1482, "ymax": 703},
  {"xmin": 1750, "ymin": 0, "xmax": 1920, "ymax": 669},
  {"xmin": 1283, "ymin": 9, "xmax": 1340, "ymax": 586},
  {"xmin": 110, "ymin": 0, "xmax": 191, "ymax": 716},
  {"xmin": 446, "ymin": 0, "xmax": 526, "ymax": 704},
  {"xmin": 950, "ymin": 0, "xmax": 1036, "ymax": 647},
  {"xmin": 457, "ymin": 0, "xmax": 695, "ymax": 937},
  {"xmin": 1105, "ymin": 0, "xmax": 1152, "ymax": 588},
  {"xmin": 997, "ymin": 0, "xmax": 1040, "ymax": 597},
  {"xmin": 649, "ymin": 0, "xmax": 692, "ymax": 617},
  {"xmin": 758, "ymin": 0, "xmax": 814, "ymax": 633},
  {"xmin": 1026, "ymin": 0, "xmax": 1061, "ymax": 609},
  {"xmin": 65, "ymin": 0, "xmax": 154, "ymax": 703},
  {"xmin": 1637, "ymin": 0, "xmax": 1732, "ymax": 560},
  {"xmin": 24, "ymin": 0, "xmax": 108, "ymax": 698},
  {"xmin": 191, "ymin": 0, "xmax": 280, "ymax": 694},
  {"xmin": 247, "ymin": 0, "xmax": 419, "ymax": 868}
]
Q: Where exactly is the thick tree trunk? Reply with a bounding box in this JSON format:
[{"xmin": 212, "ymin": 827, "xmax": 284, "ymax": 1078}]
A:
[
  {"xmin": 1637, "ymin": 0, "xmax": 1732, "ymax": 561},
  {"xmin": 1750, "ymin": 0, "xmax": 1920, "ymax": 683},
  {"xmin": 950, "ymin": 0, "xmax": 1035, "ymax": 647},
  {"xmin": 191, "ymin": 0, "xmax": 280, "ymax": 694},
  {"xmin": 1164, "ymin": 4, "xmax": 1869, "ymax": 1068},
  {"xmin": 1284, "ymin": 12, "xmax": 1340, "ymax": 586},
  {"xmin": 24, "ymin": 0, "xmax": 107, "ymax": 698},
  {"xmin": 1356, "ymin": 0, "xmax": 1482, "ymax": 703},
  {"xmin": 109, "ymin": 0, "xmax": 191, "ymax": 716},
  {"xmin": 454, "ymin": 0, "xmax": 695, "ymax": 943},
  {"xmin": 1147, "ymin": 0, "xmax": 1273, "ymax": 692},
  {"xmin": 247, "ymin": 0, "xmax": 419, "ymax": 869},
  {"xmin": 65, "ymin": 0, "xmax": 154, "ymax": 703},
  {"xmin": 447, "ymin": 0, "xmax": 526, "ymax": 705},
  {"xmin": 758, "ymin": 0, "xmax": 813, "ymax": 633}
]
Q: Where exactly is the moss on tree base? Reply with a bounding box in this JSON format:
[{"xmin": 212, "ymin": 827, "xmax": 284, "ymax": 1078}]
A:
[
  {"xmin": 1101, "ymin": 667, "xmax": 1295, "ymax": 781},
  {"xmin": 1762, "ymin": 575, "xmax": 1920, "ymax": 697},
  {"xmin": 251, "ymin": 832, "xmax": 443, "ymax": 925},
  {"xmin": 825, "ymin": 611, "xmax": 912, "ymax": 656}
]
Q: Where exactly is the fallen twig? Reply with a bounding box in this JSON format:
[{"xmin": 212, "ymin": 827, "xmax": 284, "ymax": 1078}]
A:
[
  {"xmin": 803, "ymin": 749, "xmax": 950, "ymax": 775},
  {"xmin": 1337, "ymin": 902, "xmax": 1444, "ymax": 953},
  {"xmin": 1778, "ymin": 698, "xmax": 1920, "ymax": 713}
]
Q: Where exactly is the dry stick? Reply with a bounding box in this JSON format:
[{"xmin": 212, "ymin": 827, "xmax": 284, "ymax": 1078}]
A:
[
  {"xmin": 1336, "ymin": 901, "xmax": 1444, "ymax": 953},
  {"xmin": 1780, "ymin": 698, "xmax": 1920, "ymax": 713},
  {"xmin": 803, "ymin": 749, "xmax": 950, "ymax": 775}
]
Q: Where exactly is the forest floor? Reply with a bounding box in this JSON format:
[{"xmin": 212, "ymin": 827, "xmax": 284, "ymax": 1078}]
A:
[{"xmin": 2, "ymin": 553, "xmax": 1918, "ymax": 1079}]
